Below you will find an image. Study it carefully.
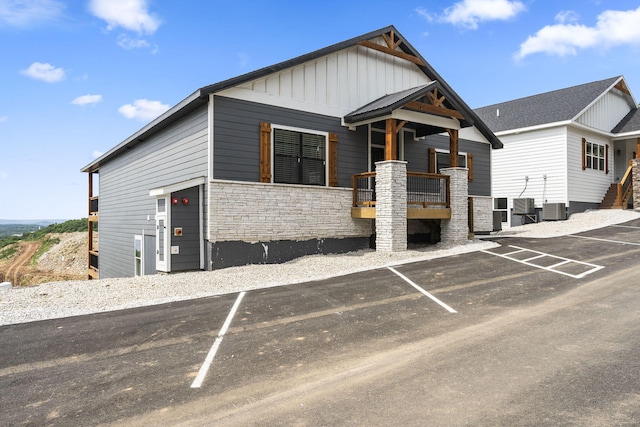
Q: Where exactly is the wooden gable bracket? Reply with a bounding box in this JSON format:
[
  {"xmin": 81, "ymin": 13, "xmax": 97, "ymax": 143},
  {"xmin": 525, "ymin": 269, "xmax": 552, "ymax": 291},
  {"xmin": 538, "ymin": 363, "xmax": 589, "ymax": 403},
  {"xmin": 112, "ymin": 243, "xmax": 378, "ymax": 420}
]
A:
[
  {"xmin": 358, "ymin": 31, "xmax": 426, "ymax": 66},
  {"xmin": 404, "ymin": 88, "xmax": 465, "ymax": 121},
  {"xmin": 615, "ymin": 81, "xmax": 631, "ymax": 96}
]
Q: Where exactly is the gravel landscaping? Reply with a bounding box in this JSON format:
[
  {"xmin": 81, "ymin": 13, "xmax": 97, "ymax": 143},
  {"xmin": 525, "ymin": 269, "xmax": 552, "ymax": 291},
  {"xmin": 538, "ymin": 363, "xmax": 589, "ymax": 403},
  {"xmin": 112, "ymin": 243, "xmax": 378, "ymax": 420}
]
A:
[{"xmin": 1, "ymin": 209, "xmax": 638, "ymax": 326}]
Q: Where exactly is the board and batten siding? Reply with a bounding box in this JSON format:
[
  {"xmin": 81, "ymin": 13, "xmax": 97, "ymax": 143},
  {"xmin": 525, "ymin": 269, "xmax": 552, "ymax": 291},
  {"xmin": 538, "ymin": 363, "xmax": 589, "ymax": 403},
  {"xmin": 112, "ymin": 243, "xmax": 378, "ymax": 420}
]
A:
[
  {"xmin": 99, "ymin": 106, "xmax": 208, "ymax": 278},
  {"xmin": 492, "ymin": 127, "xmax": 567, "ymax": 221},
  {"xmin": 217, "ymin": 39, "xmax": 431, "ymax": 119},
  {"xmin": 213, "ymin": 96, "xmax": 368, "ymax": 187},
  {"xmin": 567, "ymin": 126, "xmax": 614, "ymax": 205},
  {"xmin": 577, "ymin": 88, "xmax": 632, "ymax": 132}
]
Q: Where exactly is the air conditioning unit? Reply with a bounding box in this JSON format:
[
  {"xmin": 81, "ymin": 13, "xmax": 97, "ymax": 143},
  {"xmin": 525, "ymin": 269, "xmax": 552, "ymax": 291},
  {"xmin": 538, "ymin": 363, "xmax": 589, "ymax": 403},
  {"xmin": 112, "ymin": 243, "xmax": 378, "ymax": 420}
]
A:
[
  {"xmin": 543, "ymin": 203, "xmax": 566, "ymax": 221},
  {"xmin": 513, "ymin": 198, "xmax": 535, "ymax": 215}
]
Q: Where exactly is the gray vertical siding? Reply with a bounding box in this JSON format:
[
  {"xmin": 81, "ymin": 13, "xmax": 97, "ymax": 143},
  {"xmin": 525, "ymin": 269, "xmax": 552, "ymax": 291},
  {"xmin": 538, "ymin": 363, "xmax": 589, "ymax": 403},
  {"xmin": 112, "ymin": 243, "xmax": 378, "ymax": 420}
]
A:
[
  {"xmin": 98, "ymin": 105, "xmax": 208, "ymax": 278},
  {"xmin": 214, "ymin": 96, "xmax": 368, "ymax": 187}
]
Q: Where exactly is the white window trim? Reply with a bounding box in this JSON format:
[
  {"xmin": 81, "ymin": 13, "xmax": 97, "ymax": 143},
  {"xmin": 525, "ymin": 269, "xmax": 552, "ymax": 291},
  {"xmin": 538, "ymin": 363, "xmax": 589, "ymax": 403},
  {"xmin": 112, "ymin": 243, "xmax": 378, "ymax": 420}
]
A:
[
  {"xmin": 270, "ymin": 124, "xmax": 329, "ymax": 186},
  {"xmin": 584, "ymin": 140, "xmax": 606, "ymax": 172},
  {"xmin": 434, "ymin": 148, "xmax": 468, "ymax": 172}
]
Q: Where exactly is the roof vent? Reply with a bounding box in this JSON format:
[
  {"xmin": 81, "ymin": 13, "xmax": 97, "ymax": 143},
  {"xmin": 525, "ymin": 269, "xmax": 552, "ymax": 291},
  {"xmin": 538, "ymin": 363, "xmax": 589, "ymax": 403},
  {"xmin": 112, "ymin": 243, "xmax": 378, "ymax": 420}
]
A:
[{"xmin": 496, "ymin": 108, "xmax": 500, "ymax": 117}]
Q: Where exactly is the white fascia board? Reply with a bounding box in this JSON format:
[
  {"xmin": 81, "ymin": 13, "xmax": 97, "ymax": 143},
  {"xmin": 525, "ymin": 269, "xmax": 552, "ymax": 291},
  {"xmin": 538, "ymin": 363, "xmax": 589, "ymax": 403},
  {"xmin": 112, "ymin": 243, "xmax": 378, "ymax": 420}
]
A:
[
  {"xmin": 345, "ymin": 111, "xmax": 460, "ymax": 132},
  {"xmin": 494, "ymin": 120, "xmax": 574, "ymax": 136},
  {"xmin": 612, "ymin": 130, "xmax": 640, "ymax": 141},
  {"xmin": 391, "ymin": 110, "xmax": 460, "ymax": 130},
  {"xmin": 149, "ymin": 177, "xmax": 206, "ymax": 197}
]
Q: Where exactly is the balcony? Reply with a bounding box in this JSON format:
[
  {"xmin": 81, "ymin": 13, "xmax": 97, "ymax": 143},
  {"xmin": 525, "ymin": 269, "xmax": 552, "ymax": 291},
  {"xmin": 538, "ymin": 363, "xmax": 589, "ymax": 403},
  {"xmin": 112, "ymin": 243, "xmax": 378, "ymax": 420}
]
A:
[{"xmin": 351, "ymin": 172, "xmax": 451, "ymax": 219}]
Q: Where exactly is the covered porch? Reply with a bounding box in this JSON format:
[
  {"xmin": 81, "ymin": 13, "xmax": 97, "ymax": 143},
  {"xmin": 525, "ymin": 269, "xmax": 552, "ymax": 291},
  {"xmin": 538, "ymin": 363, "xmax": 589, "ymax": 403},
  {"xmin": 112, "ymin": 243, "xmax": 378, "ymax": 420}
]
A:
[{"xmin": 343, "ymin": 81, "xmax": 486, "ymax": 250}]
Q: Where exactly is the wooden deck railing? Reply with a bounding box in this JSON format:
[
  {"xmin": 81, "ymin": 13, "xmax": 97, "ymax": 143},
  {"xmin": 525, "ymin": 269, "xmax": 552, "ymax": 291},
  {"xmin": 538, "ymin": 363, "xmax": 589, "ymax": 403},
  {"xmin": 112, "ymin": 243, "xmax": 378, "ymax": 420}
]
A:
[{"xmin": 352, "ymin": 172, "xmax": 450, "ymax": 208}]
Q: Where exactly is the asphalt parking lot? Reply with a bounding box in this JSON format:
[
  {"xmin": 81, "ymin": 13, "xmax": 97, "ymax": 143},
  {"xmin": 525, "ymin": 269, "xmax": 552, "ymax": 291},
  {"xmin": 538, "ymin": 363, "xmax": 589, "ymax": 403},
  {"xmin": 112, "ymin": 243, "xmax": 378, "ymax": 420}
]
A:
[{"xmin": 2, "ymin": 218, "xmax": 640, "ymax": 425}]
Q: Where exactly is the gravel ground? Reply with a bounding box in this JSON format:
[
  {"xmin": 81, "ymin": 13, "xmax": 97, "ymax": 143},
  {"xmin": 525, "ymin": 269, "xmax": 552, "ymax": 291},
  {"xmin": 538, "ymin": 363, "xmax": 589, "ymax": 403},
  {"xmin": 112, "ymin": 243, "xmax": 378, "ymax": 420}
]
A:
[{"xmin": 1, "ymin": 209, "xmax": 638, "ymax": 326}]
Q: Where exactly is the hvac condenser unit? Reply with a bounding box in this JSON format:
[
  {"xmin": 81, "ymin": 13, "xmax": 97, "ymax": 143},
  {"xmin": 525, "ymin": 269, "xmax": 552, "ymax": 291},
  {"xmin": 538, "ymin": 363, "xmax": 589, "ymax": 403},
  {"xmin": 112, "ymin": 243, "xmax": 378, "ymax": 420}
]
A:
[
  {"xmin": 513, "ymin": 198, "xmax": 535, "ymax": 215},
  {"xmin": 542, "ymin": 203, "xmax": 566, "ymax": 221}
]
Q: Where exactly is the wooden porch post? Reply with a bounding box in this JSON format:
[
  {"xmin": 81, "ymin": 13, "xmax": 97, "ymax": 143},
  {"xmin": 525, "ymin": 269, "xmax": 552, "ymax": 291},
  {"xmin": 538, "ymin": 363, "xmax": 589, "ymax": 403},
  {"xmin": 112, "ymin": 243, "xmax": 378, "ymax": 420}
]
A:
[
  {"xmin": 448, "ymin": 129, "xmax": 459, "ymax": 167},
  {"xmin": 636, "ymin": 137, "xmax": 640, "ymax": 158},
  {"xmin": 385, "ymin": 119, "xmax": 397, "ymax": 160}
]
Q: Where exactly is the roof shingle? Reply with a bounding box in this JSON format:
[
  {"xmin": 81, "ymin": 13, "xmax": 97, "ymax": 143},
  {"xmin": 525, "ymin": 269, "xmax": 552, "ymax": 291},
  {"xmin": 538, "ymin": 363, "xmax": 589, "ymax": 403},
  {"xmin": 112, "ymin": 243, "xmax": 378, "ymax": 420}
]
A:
[{"xmin": 474, "ymin": 76, "xmax": 621, "ymax": 133}]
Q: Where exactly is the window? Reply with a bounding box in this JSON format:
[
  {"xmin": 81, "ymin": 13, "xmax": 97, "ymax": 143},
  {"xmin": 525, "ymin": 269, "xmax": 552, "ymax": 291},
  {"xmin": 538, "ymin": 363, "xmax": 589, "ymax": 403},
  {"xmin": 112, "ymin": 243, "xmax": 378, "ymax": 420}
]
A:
[
  {"xmin": 582, "ymin": 138, "xmax": 608, "ymax": 173},
  {"xmin": 273, "ymin": 127, "xmax": 326, "ymax": 185},
  {"xmin": 494, "ymin": 197, "xmax": 508, "ymax": 222},
  {"xmin": 436, "ymin": 151, "xmax": 467, "ymax": 172},
  {"xmin": 134, "ymin": 235, "xmax": 142, "ymax": 276}
]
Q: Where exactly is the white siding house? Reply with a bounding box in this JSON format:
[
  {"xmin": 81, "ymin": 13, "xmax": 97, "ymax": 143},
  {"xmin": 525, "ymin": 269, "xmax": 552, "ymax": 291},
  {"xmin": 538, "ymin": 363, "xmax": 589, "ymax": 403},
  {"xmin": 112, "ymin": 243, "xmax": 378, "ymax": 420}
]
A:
[{"xmin": 476, "ymin": 76, "xmax": 640, "ymax": 227}]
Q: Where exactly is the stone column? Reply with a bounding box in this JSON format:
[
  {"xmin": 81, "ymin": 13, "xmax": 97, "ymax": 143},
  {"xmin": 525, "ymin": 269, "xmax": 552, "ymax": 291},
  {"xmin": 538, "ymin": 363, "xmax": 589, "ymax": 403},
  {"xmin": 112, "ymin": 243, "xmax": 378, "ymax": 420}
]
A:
[
  {"xmin": 375, "ymin": 160, "xmax": 407, "ymax": 252},
  {"xmin": 633, "ymin": 158, "xmax": 640, "ymax": 210},
  {"xmin": 441, "ymin": 167, "xmax": 469, "ymax": 245}
]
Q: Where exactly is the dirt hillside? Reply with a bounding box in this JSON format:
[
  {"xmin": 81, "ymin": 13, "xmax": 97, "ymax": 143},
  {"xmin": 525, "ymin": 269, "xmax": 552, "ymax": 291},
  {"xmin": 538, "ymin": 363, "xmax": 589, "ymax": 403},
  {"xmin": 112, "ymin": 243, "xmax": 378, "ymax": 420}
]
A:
[{"xmin": 0, "ymin": 232, "xmax": 87, "ymax": 286}]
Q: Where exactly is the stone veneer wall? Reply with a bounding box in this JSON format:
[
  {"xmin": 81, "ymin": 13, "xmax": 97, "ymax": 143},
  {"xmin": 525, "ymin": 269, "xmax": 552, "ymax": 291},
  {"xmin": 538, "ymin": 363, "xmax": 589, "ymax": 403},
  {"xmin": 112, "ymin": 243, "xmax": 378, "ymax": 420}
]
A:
[
  {"xmin": 375, "ymin": 161, "xmax": 407, "ymax": 252},
  {"xmin": 441, "ymin": 167, "xmax": 469, "ymax": 244},
  {"xmin": 634, "ymin": 159, "xmax": 640, "ymax": 210},
  {"xmin": 471, "ymin": 196, "xmax": 493, "ymax": 234},
  {"xmin": 208, "ymin": 180, "xmax": 373, "ymax": 242}
]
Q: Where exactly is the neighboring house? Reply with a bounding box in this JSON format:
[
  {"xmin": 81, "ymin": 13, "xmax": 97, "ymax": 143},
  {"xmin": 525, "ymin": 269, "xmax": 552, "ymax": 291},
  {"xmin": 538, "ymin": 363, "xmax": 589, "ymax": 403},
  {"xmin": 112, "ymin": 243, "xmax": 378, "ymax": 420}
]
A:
[
  {"xmin": 475, "ymin": 76, "xmax": 640, "ymax": 227},
  {"xmin": 82, "ymin": 26, "xmax": 502, "ymax": 279}
]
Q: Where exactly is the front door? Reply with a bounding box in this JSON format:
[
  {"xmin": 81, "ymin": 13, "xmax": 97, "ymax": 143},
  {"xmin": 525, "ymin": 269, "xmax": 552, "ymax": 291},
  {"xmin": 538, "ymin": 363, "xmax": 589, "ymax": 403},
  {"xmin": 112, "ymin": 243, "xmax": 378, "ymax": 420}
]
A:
[{"xmin": 156, "ymin": 197, "xmax": 169, "ymax": 272}]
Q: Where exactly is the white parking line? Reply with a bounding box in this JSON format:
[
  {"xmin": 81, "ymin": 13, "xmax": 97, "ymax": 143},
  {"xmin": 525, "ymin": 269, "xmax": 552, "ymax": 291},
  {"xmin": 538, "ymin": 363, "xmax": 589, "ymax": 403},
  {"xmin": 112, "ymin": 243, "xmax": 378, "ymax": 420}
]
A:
[
  {"xmin": 191, "ymin": 291, "xmax": 246, "ymax": 389},
  {"xmin": 482, "ymin": 245, "xmax": 604, "ymax": 279},
  {"xmin": 609, "ymin": 225, "xmax": 640, "ymax": 230},
  {"xmin": 387, "ymin": 267, "xmax": 457, "ymax": 313},
  {"xmin": 569, "ymin": 234, "xmax": 640, "ymax": 246}
]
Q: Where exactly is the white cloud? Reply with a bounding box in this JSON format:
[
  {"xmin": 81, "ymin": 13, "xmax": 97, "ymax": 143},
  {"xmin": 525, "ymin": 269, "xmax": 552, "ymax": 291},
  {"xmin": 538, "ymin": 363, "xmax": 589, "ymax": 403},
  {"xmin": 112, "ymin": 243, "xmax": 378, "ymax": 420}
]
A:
[
  {"xmin": 422, "ymin": 0, "xmax": 526, "ymax": 29},
  {"xmin": 0, "ymin": 0, "xmax": 65, "ymax": 27},
  {"xmin": 118, "ymin": 99, "xmax": 169, "ymax": 121},
  {"xmin": 516, "ymin": 6, "xmax": 640, "ymax": 59},
  {"xmin": 89, "ymin": 0, "xmax": 161, "ymax": 34},
  {"xmin": 20, "ymin": 62, "xmax": 65, "ymax": 82},
  {"xmin": 92, "ymin": 150, "xmax": 104, "ymax": 159},
  {"xmin": 117, "ymin": 34, "xmax": 150, "ymax": 49},
  {"xmin": 72, "ymin": 94, "xmax": 103, "ymax": 106}
]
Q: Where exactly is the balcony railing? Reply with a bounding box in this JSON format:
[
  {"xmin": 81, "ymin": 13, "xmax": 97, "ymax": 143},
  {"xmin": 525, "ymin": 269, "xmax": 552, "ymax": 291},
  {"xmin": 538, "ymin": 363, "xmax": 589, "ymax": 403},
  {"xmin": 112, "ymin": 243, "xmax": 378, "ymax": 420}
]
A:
[
  {"xmin": 351, "ymin": 172, "xmax": 450, "ymax": 219},
  {"xmin": 352, "ymin": 172, "xmax": 450, "ymax": 208}
]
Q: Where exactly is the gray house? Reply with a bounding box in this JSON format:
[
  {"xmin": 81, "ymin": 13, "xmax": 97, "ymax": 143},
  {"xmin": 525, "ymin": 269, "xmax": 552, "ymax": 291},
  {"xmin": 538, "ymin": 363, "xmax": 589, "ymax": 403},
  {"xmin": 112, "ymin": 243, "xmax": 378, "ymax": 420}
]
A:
[
  {"xmin": 475, "ymin": 76, "xmax": 640, "ymax": 227},
  {"xmin": 82, "ymin": 26, "xmax": 502, "ymax": 279}
]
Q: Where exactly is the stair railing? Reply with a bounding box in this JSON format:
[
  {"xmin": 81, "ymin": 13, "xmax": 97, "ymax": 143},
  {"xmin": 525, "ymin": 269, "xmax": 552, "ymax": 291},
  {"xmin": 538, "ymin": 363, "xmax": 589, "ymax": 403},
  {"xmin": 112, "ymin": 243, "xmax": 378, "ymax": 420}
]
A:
[{"xmin": 617, "ymin": 160, "xmax": 634, "ymax": 208}]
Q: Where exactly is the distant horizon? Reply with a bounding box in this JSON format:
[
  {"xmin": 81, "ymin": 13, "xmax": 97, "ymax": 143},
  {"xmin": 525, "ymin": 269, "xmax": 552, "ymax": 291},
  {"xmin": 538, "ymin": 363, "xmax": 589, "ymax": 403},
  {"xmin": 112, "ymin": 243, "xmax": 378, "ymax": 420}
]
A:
[{"xmin": 0, "ymin": 219, "xmax": 73, "ymax": 225}]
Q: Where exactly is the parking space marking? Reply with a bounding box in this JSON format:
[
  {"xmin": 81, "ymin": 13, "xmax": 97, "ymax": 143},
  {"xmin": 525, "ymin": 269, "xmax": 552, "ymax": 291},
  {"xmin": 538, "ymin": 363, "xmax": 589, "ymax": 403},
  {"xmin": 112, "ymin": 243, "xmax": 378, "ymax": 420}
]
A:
[
  {"xmin": 481, "ymin": 245, "xmax": 604, "ymax": 279},
  {"xmin": 191, "ymin": 291, "xmax": 246, "ymax": 389},
  {"xmin": 609, "ymin": 225, "xmax": 640, "ymax": 230},
  {"xmin": 387, "ymin": 267, "xmax": 457, "ymax": 313},
  {"xmin": 569, "ymin": 234, "xmax": 640, "ymax": 246}
]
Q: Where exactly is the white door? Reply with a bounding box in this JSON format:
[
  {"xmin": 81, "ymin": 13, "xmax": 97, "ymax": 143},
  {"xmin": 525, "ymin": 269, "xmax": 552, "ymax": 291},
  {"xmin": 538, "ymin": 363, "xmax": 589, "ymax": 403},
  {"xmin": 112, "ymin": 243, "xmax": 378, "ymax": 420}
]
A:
[{"xmin": 156, "ymin": 197, "xmax": 170, "ymax": 272}]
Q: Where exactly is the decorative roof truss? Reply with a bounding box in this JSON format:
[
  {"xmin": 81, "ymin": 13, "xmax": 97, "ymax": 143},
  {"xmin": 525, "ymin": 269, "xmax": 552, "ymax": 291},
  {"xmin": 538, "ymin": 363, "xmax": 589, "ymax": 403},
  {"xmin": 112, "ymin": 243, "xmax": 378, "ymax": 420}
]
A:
[
  {"xmin": 404, "ymin": 88, "xmax": 465, "ymax": 120},
  {"xmin": 358, "ymin": 30, "xmax": 426, "ymax": 66}
]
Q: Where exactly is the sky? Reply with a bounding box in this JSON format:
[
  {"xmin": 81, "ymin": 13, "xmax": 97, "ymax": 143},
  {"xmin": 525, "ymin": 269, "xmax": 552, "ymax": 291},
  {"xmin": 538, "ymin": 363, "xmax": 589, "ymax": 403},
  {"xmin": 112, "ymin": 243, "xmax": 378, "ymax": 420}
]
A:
[{"xmin": 1, "ymin": 0, "xmax": 640, "ymax": 220}]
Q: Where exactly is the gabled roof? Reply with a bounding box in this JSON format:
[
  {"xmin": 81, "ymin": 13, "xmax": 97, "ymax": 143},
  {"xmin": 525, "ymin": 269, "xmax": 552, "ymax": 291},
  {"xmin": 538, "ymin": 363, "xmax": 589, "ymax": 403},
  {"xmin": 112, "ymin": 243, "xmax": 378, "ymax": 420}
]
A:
[
  {"xmin": 612, "ymin": 107, "xmax": 640, "ymax": 134},
  {"xmin": 474, "ymin": 76, "xmax": 623, "ymax": 133},
  {"xmin": 83, "ymin": 25, "xmax": 501, "ymax": 173},
  {"xmin": 344, "ymin": 83, "xmax": 438, "ymax": 123},
  {"xmin": 344, "ymin": 82, "xmax": 502, "ymax": 149}
]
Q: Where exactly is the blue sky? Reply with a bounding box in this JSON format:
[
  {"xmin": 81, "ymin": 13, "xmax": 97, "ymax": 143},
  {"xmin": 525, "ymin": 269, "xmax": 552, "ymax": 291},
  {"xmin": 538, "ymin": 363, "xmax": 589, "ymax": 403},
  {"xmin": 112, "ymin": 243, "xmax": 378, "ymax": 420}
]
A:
[{"xmin": 1, "ymin": 0, "xmax": 640, "ymax": 220}]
